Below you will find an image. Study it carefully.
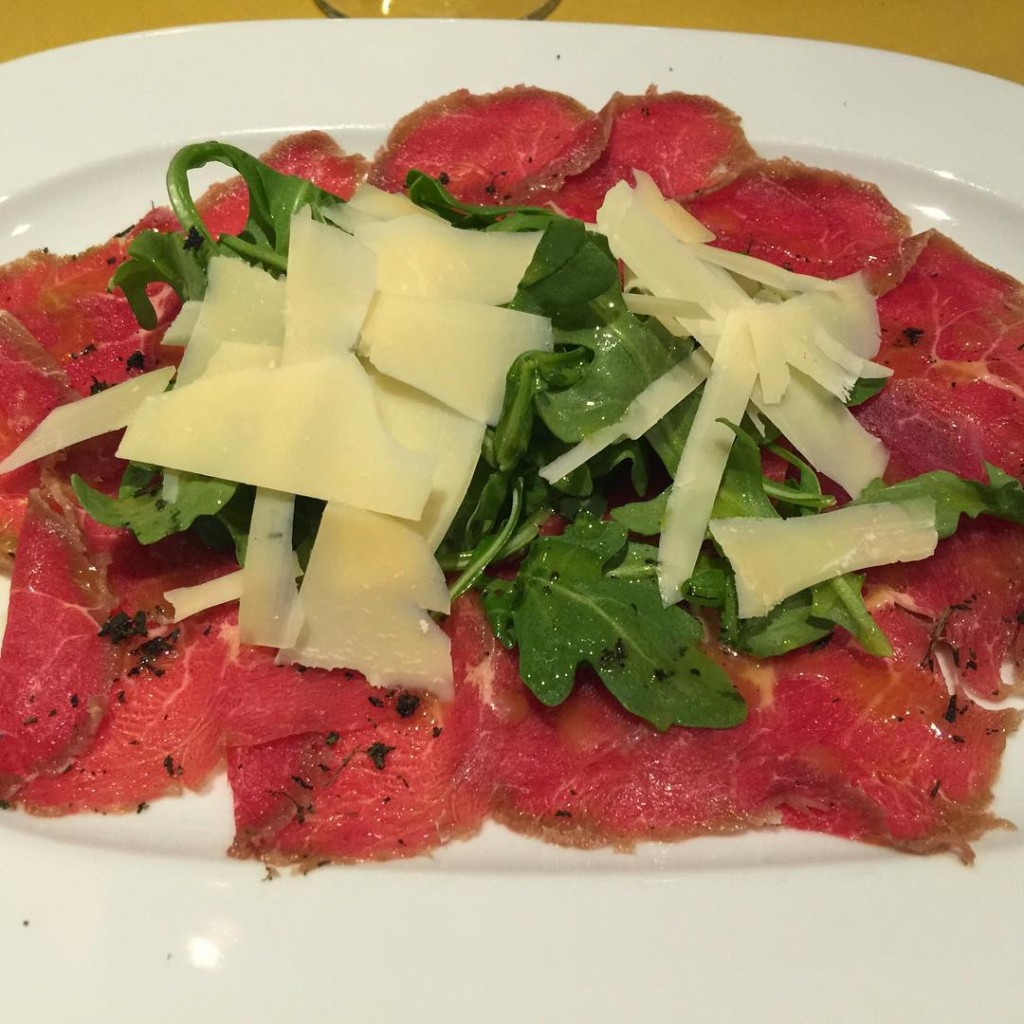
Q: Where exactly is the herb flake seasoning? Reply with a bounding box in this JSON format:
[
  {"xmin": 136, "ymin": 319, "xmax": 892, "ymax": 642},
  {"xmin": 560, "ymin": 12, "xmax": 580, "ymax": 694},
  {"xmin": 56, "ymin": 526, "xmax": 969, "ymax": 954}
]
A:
[{"xmin": 366, "ymin": 742, "xmax": 395, "ymax": 770}]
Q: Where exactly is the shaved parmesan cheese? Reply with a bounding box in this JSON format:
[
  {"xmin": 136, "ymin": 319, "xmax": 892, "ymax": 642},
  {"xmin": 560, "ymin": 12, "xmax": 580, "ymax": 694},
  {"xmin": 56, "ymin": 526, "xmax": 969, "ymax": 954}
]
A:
[
  {"xmin": 176, "ymin": 256, "xmax": 285, "ymax": 386},
  {"xmin": 203, "ymin": 340, "xmax": 281, "ymax": 376},
  {"xmin": 747, "ymin": 305, "xmax": 790, "ymax": 404},
  {"xmin": 369, "ymin": 370, "xmax": 485, "ymax": 549},
  {"xmin": 623, "ymin": 292, "xmax": 709, "ymax": 326},
  {"xmin": 597, "ymin": 182, "xmax": 749, "ymax": 317},
  {"xmin": 161, "ymin": 300, "xmax": 202, "ymax": 347},
  {"xmin": 282, "ymin": 209, "xmax": 376, "ymax": 363},
  {"xmin": 355, "ymin": 215, "xmax": 542, "ymax": 306},
  {"xmin": 359, "ymin": 293, "xmax": 552, "ymax": 425},
  {"xmin": 659, "ymin": 312, "xmax": 757, "ymax": 604},
  {"xmin": 279, "ymin": 503, "xmax": 453, "ymax": 698},
  {"xmin": 118, "ymin": 354, "xmax": 434, "ymax": 520},
  {"xmin": 0, "ymin": 366, "xmax": 174, "ymax": 475},
  {"xmin": 238, "ymin": 488, "xmax": 304, "ymax": 648},
  {"xmin": 540, "ymin": 352, "xmax": 710, "ymax": 483},
  {"xmin": 753, "ymin": 370, "xmax": 888, "ymax": 498},
  {"xmin": 710, "ymin": 499, "xmax": 939, "ymax": 618},
  {"xmin": 632, "ymin": 169, "xmax": 716, "ymax": 244},
  {"xmin": 323, "ymin": 183, "xmax": 437, "ymax": 233},
  {"xmin": 165, "ymin": 569, "xmax": 244, "ymax": 621}
]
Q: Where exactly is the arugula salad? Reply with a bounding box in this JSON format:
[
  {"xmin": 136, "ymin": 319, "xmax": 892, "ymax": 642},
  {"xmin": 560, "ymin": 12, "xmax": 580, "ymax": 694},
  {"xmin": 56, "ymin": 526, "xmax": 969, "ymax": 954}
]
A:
[{"xmin": 22, "ymin": 141, "xmax": 1024, "ymax": 733}]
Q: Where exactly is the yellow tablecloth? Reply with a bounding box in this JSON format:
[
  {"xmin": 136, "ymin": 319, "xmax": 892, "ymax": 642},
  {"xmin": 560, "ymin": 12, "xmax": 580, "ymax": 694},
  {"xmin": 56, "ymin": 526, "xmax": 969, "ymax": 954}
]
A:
[{"xmin": 3, "ymin": 0, "xmax": 1022, "ymax": 84}]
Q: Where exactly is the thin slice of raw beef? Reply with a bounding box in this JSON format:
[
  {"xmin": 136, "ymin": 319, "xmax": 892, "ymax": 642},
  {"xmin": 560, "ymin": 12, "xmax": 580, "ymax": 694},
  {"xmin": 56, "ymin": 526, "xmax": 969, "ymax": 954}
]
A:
[
  {"xmin": 15, "ymin": 534, "xmax": 425, "ymax": 813},
  {"xmin": 0, "ymin": 208, "xmax": 180, "ymax": 396},
  {"xmin": 0, "ymin": 314, "xmax": 76, "ymax": 556},
  {"xmin": 228, "ymin": 675, "xmax": 489, "ymax": 864},
  {"xmin": 858, "ymin": 232, "xmax": 1024, "ymax": 484},
  {"xmin": 443, "ymin": 597, "xmax": 1016, "ymax": 860},
  {"xmin": 368, "ymin": 87, "xmax": 605, "ymax": 205},
  {"xmin": 684, "ymin": 159, "xmax": 924, "ymax": 293},
  {"xmin": 551, "ymin": 90, "xmax": 758, "ymax": 222},
  {"xmin": 0, "ymin": 487, "xmax": 119, "ymax": 800}
]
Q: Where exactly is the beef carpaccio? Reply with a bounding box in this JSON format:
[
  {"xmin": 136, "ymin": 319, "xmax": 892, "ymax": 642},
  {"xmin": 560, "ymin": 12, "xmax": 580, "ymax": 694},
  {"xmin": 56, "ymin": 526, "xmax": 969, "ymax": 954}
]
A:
[{"xmin": 0, "ymin": 86, "xmax": 1021, "ymax": 867}]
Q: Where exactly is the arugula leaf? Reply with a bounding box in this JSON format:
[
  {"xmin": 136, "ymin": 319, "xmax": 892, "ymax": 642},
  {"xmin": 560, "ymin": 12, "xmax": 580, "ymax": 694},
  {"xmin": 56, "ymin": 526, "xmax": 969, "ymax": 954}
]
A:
[
  {"xmin": 165, "ymin": 141, "xmax": 340, "ymax": 271},
  {"xmin": 846, "ymin": 374, "xmax": 890, "ymax": 407},
  {"xmin": 405, "ymin": 170, "xmax": 560, "ymax": 232},
  {"xmin": 536, "ymin": 313, "xmax": 691, "ymax": 442},
  {"xmin": 510, "ymin": 219, "xmax": 622, "ymax": 328},
  {"xmin": 72, "ymin": 469, "xmax": 237, "ymax": 545},
  {"xmin": 856, "ymin": 463, "xmax": 1024, "ymax": 538},
  {"xmin": 482, "ymin": 518, "xmax": 747, "ymax": 730},
  {"xmin": 111, "ymin": 141, "xmax": 342, "ymax": 332},
  {"xmin": 110, "ymin": 230, "xmax": 209, "ymax": 330}
]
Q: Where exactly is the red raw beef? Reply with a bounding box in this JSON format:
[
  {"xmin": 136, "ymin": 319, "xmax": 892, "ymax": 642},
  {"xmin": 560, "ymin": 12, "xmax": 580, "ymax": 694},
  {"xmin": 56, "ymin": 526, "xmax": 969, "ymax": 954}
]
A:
[
  {"xmin": 0, "ymin": 488, "xmax": 119, "ymax": 800},
  {"xmin": 368, "ymin": 87, "xmax": 605, "ymax": 205},
  {"xmin": 197, "ymin": 131, "xmax": 369, "ymax": 239},
  {"xmin": 0, "ymin": 314, "xmax": 76, "ymax": 555},
  {"xmin": 448, "ymin": 597, "xmax": 1014, "ymax": 858},
  {"xmin": 685, "ymin": 159, "xmax": 923, "ymax": 293},
  {"xmin": 16, "ymin": 533, "xmax": 426, "ymax": 813},
  {"xmin": 228, "ymin": 676, "xmax": 489, "ymax": 864},
  {"xmin": 551, "ymin": 90, "xmax": 758, "ymax": 222},
  {"xmin": 0, "ymin": 208, "xmax": 180, "ymax": 396},
  {"xmin": 858, "ymin": 232, "xmax": 1024, "ymax": 485}
]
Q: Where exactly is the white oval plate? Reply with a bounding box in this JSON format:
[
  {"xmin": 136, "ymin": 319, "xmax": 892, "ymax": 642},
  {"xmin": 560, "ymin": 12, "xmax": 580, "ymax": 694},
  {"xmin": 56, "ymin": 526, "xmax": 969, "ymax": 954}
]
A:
[{"xmin": 1, "ymin": 20, "xmax": 1022, "ymax": 1024}]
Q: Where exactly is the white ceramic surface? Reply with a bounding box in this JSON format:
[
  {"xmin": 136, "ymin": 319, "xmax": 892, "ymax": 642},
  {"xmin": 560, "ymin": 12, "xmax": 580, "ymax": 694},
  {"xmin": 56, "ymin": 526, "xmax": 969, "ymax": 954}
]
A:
[{"xmin": 1, "ymin": 20, "xmax": 1022, "ymax": 1023}]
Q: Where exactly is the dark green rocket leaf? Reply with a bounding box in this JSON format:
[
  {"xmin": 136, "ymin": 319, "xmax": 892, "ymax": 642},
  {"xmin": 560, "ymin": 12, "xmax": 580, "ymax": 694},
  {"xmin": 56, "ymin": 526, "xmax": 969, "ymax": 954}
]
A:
[
  {"xmin": 856, "ymin": 463, "xmax": 1024, "ymax": 538},
  {"xmin": 482, "ymin": 519, "xmax": 747, "ymax": 729},
  {"xmin": 72, "ymin": 471, "xmax": 237, "ymax": 546},
  {"xmin": 110, "ymin": 230, "xmax": 208, "ymax": 330}
]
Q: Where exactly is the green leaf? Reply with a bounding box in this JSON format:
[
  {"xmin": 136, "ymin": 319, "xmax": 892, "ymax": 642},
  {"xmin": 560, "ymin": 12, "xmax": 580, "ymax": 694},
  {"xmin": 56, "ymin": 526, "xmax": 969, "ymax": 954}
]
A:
[
  {"xmin": 72, "ymin": 470, "xmax": 237, "ymax": 546},
  {"xmin": 846, "ymin": 374, "xmax": 890, "ymax": 406},
  {"xmin": 165, "ymin": 141, "xmax": 340, "ymax": 271},
  {"xmin": 109, "ymin": 230, "xmax": 208, "ymax": 330},
  {"xmin": 482, "ymin": 519, "xmax": 747, "ymax": 730},
  {"xmin": 405, "ymin": 170, "xmax": 559, "ymax": 231},
  {"xmin": 536, "ymin": 312, "xmax": 690, "ymax": 442},
  {"xmin": 856, "ymin": 463, "xmax": 1024, "ymax": 538}
]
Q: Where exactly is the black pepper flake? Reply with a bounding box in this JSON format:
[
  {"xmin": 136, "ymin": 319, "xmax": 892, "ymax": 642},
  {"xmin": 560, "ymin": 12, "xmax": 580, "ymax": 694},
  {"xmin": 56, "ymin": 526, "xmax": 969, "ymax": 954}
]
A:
[
  {"xmin": 127, "ymin": 629, "xmax": 179, "ymax": 677},
  {"xmin": 809, "ymin": 633, "xmax": 834, "ymax": 651},
  {"xmin": 162, "ymin": 754, "xmax": 176, "ymax": 777},
  {"xmin": 0, "ymin": 800, "xmax": 10, "ymax": 811},
  {"xmin": 554, "ymin": 809, "xmax": 572, "ymax": 818},
  {"xmin": 432, "ymin": 726, "xmax": 443, "ymax": 739},
  {"xmin": 367, "ymin": 696, "xmax": 385, "ymax": 709},
  {"xmin": 105, "ymin": 255, "xmax": 117, "ymax": 266},
  {"xmin": 21, "ymin": 716, "xmax": 38, "ymax": 726},
  {"xmin": 136, "ymin": 802, "xmax": 149, "ymax": 814},
  {"xmin": 901, "ymin": 326, "xmax": 925, "ymax": 346},
  {"xmin": 99, "ymin": 610, "xmax": 147, "ymax": 645},
  {"xmin": 324, "ymin": 731, "xmax": 340, "ymax": 746},
  {"xmin": 114, "ymin": 223, "xmax": 134, "ymax": 238},
  {"xmin": 950, "ymin": 734, "xmax": 966, "ymax": 744},
  {"xmin": 944, "ymin": 695, "xmax": 958, "ymax": 724},
  {"xmin": 125, "ymin": 350, "xmax": 146, "ymax": 372},
  {"xmin": 116, "ymin": 690, "xmax": 126, "ymax": 704},
  {"xmin": 395, "ymin": 692, "xmax": 420, "ymax": 718},
  {"xmin": 438, "ymin": 172, "xmax": 450, "ymax": 186},
  {"xmin": 290, "ymin": 775, "xmax": 314, "ymax": 791},
  {"xmin": 202, "ymin": 625, "xmax": 212, "ymax": 637},
  {"xmin": 89, "ymin": 376, "xmax": 110, "ymax": 395},
  {"xmin": 182, "ymin": 226, "xmax": 204, "ymax": 252},
  {"xmin": 929, "ymin": 780, "xmax": 942, "ymax": 799},
  {"xmin": 366, "ymin": 741, "xmax": 395, "ymax": 770}
]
